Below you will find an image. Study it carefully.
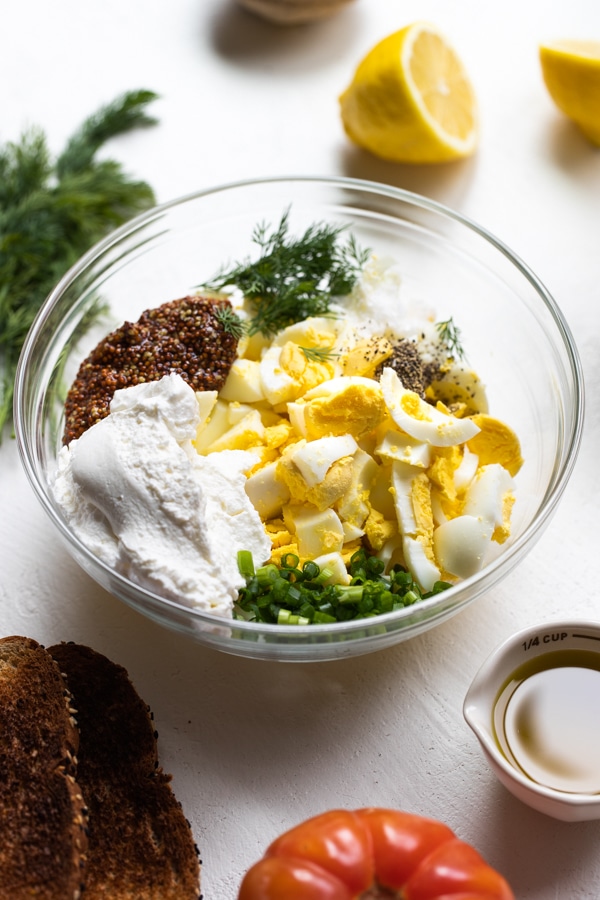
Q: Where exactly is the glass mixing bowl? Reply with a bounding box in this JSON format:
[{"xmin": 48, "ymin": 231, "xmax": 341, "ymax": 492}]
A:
[{"xmin": 14, "ymin": 176, "xmax": 584, "ymax": 661}]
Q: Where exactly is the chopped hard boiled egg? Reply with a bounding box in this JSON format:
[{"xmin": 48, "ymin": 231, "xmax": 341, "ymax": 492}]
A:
[
  {"xmin": 402, "ymin": 535, "xmax": 442, "ymax": 592},
  {"xmin": 277, "ymin": 443, "xmax": 354, "ymax": 510},
  {"xmin": 291, "ymin": 375, "xmax": 388, "ymax": 439},
  {"xmin": 313, "ymin": 551, "xmax": 352, "ymax": 585},
  {"xmin": 375, "ymin": 428, "xmax": 433, "ymax": 468},
  {"xmin": 219, "ymin": 358, "xmax": 265, "ymax": 403},
  {"xmin": 467, "ymin": 414, "xmax": 524, "ymax": 477},
  {"xmin": 202, "ymin": 408, "xmax": 265, "ymax": 453},
  {"xmin": 434, "ymin": 515, "xmax": 492, "ymax": 578},
  {"xmin": 284, "ymin": 505, "xmax": 345, "ymax": 558},
  {"xmin": 336, "ymin": 448, "xmax": 379, "ymax": 528},
  {"xmin": 425, "ymin": 361, "xmax": 489, "ymax": 416},
  {"xmin": 290, "ymin": 434, "xmax": 358, "ymax": 487},
  {"xmin": 380, "ymin": 367, "xmax": 480, "ymax": 446},
  {"xmin": 245, "ymin": 460, "xmax": 291, "ymax": 519},
  {"xmin": 189, "ymin": 283, "xmax": 522, "ymax": 601},
  {"xmin": 463, "ymin": 463, "xmax": 515, "ymax": 544}
]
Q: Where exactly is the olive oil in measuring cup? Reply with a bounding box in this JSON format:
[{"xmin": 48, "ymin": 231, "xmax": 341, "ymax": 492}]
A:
[{"xmin": 493, "ymin": 648, "xmax": 600, "ymax": 794}]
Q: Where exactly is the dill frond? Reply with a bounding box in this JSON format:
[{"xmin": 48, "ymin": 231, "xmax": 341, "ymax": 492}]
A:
[
  {"xmin": 299, "ymin": 345, "xmax": 339, "ymax": 363},
  {"xmin": 200, "ymin": 209, "xmax": 370, "ymax": 337},
  {"xmin": 436, "ymin": 317, "xmax": 466, "ymax": 361},
  {"xmin": 0, "ymin": 89, "xmax": 159, "ymax": 441},
  {"xmin": 213, "ymin": 304, "xmax": 247, "ymax": 340}
]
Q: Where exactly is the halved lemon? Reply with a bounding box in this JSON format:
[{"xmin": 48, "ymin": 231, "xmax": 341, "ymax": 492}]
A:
[
  {"xmin": 539, "ymin": 40, "xmax": 600, "ymax": 145},
  {"xmin": 339, "ymin": 21, "xmax": 478, "ymax": 164}
]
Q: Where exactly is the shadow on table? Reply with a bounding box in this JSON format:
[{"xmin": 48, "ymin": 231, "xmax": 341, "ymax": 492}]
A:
[
  {"xmin": 150, "ymin": 632, "xmax": 423, "ymax": 807},
  {"xmin": 206, "ymin": 0, "xmax": 362, "ymax": 71},
  {"xmin": 482, "ymin": 780, "xmax": 600, "ymax": 895},
  {"xmin": 337, "ymin": 143, "xmax": 480, "ymax": 211},
  {"xmin": 542, "ymin": 116, "xmax": 600, "ymax": 176},
  {"xmin": 37, "ymin": 544, "xmax": 416, "ymax": 799}
]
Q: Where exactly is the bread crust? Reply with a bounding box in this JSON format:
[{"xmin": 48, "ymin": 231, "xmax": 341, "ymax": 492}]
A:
[
  {"xmin": 49, "ymin": 642, "xmax": 201, "ymax": 899},
  {"xmin": 0, "ymin": 636, "xmax": 88, "ymax": 900}
]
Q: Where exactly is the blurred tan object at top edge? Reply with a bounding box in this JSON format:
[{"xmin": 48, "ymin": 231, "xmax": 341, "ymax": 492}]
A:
[{"xmin": 237, "ymin": 0, "xmax": 356, "ymax": 25}]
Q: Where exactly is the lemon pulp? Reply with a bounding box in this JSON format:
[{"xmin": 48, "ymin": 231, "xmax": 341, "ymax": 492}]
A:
[{"xmin": 339, "ymin": 21, "xmax": 478, "ymax": 164}]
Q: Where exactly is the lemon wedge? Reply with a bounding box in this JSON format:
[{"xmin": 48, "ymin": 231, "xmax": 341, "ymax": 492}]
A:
[
  {"xmin": 539, "ymin": 40, "xmax": 600, "ymax": 144},
  {"xmin": 339, "ymin": 21, "xmax": 478, "ymax": 164}
]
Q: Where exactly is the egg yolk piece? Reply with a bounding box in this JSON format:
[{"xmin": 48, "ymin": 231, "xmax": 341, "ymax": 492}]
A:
[
  {"xmin": 299, "ymin": 376, "xmax": 388, "ymax": 440},
  {"xmin": 467, "ymin": 414, "xmax": 524, "ymax": 477},
  {"xmin": 277, "ymin": 444, "xmax": 354, "ymax": 511}
]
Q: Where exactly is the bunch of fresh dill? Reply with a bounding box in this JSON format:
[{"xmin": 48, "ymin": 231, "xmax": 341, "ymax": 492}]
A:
[
  {"xmin": 0, "ymin": 89, "xmax": 159, "ymax": 441},
  {"xmin": 202, "ymin": 209, "xmax": 370, "ymax": 337}
]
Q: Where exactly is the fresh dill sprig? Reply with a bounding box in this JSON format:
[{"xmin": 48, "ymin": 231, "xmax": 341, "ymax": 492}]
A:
[
  {"xmin": 200, "ymin": 209, "xmax": 370, "ymax": 337},
  {"xmin": 213, "ymin": 303, "xmax": 247, "ymax": 341},
  {"xmin": 299, "ymin": 345, "xmax": 339, "ymax": 363},
  {"xmin": 436, "ymin": 317, "xmax": 466, "ymax": 361},
  {"xmin": 0, "ymin": 89, "xmax": 159, "ymax": 441}
]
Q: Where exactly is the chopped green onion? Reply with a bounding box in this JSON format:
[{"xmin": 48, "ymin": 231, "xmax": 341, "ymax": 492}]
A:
[
  {"xmin": 281, "ymin": 552, "xmax": 300, "ymax": 569},
  {"xmin": 315, "ymin": 566, "xmax": 334, "ymax": 584},
  {"xmin": 302, "ymin": 560, "xmax": 320, "ymax": 580},
  {"xmin": 336, "ymin": 585, "xmax": 364, "ymax": 604},
  {"xmin": 256, "ymin": 564, "xmax": 280, "ymax": 586},
  {"xmin": 313, "ymin": 611, "xmax": 337, "ymax": 624},
  {"xmin": 234, "ymin": 549, "xmax": 452, "ymax": 625},
  {"xmin": 237, "ymin": 550, "xmax": 255, "ymax": 579}
]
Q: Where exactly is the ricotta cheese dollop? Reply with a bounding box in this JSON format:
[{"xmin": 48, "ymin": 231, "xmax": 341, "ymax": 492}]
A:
[{"xmin": 52, "ymin": 373, "xmax": 271, "ymax": 615}]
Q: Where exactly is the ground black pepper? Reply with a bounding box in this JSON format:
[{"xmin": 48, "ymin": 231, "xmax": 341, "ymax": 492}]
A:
[
  {"xmin": 375, "ymin": 338, "xmax": 439, "ymax": 397},
  {"xmin": 63, "ymin": 295, "xmax": 239, "ymax": 444}
]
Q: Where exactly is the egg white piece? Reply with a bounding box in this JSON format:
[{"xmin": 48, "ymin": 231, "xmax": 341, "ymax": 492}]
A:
[
  {"xmin": 430, "ymin": 488, "xmax": 448, "ymax": 526},
  {"xmin": 313, "ymin": 551, "xmax": 351, "ymax": 585},
  {"xmin": 290, "ymin": 434, "xmax": 358, "ymax": 487},
  {"xmin": 259, "ymin": 345, "xmax": 297, "ymax": 406},
  {"xmin": 342, "ymin": 521, "xmax": 364, "ymax": 541},
  {"xmin": 377, "ymin": 535, "xmax": 404, "ymax": 572},
  {"xmin": 391, "ymin": 461, "xmax": 421, "ymax": 535},
  {"xmin": 464, "ymin": 463, "xmax": 514, "ymax": 528},
  {"xmin": 204, "ymin": 409, "xmax": 265, "ymax": 453},
  {"xmin": 375, "ymin": 429, "xmax": 433, "ymax": 468},
  {"xmin": 270, "ymin": 316, "xmax": 344, "ymax": 348},
  {"xmin": 434, "ymin": 515, "xmax": 492, "ymax": 578},
  {"xmin": 288, "ymin": 506, "xmax": 345, "ymax": 558},
  {"xmin": 287, "ymin": 400, "xmax": 308, "ymax": 437},
  {"xmin": 302, "ymin": 374, "xmax": 383, "ymax": 401},
  {"xmin": 194, "ymin": 399, "xmax": 230, "ymax": 451},
  {"xmin": 402, "ymin": 536, "xmax": 441, "ymax": 592},
  {"xmin": 453, "ymin": 445, "xmax": 479, "ymax": 492},
  {"xmin": 380, "ymin": 368, "xmax": 480, "ymax": 447},
  {"xmin": 219, "ymin": 358, "xmax": 265, "ymax": 403},
  {"xmin": 195, "ymin": 390, "xmax": 218, "ymax": 430},
  {"xmin": 245, "ymin": 460, "xmax": 291, "ymax": 519}
]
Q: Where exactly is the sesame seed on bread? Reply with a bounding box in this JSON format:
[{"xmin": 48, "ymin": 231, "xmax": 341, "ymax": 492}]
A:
[
  {"xmin": 49, "ymin": 642, "xmax": 201, "ymax": 900},
  {"xmin": 0, "ymin": 636, "xmax": 88, "ymax": 900}
]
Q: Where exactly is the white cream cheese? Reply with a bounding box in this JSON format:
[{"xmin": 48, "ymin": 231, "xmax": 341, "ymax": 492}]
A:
[{"xmin": 52, "ymin": 373, "xmax": 271, "ymax": 615}]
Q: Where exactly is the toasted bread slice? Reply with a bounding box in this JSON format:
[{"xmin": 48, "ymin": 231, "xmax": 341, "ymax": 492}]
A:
[
  {"xmin": 0, "ymin": 636, "xmax": 88, "ymax": 900},
  {"xmin": 49, "ymin": 642, "xmax": 201, "ymax": 899}
]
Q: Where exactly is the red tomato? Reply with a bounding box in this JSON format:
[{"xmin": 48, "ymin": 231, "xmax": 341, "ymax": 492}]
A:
[{"xmin": 238, "ymin": 809, "xmax": 514, "ymax": 900}]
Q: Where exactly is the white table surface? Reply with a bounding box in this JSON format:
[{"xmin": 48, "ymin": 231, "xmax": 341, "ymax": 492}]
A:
[{"xmin": 2, "ymin": 1, "xmax": 600, "ymax": 897}]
